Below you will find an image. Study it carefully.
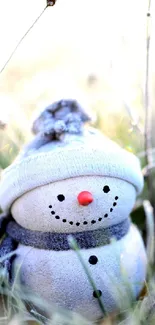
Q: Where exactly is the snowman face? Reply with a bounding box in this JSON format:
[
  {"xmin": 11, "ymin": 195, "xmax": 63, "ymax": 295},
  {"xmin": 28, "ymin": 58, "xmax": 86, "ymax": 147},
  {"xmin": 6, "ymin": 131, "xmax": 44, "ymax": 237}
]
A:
[{"xmin": 11, "ymin": 176, "xmax": 136, "ymax": 233}]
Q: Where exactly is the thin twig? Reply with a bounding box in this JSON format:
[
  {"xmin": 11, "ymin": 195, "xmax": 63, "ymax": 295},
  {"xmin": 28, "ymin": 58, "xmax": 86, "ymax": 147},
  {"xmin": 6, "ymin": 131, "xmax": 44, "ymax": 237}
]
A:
[
  {"xmin": 123, "ymin": 102, "xmax": 144, "ymax": 134},
  {"xmin": 143, "ymin": 200, "xmax": 155, "ymax": 266},
  {"xmin": 47, "ymin": 0, "xmax": 57, "ymax": 5},
  {"xmin": 137, "ymin": 147, "xmax": 155, "ymax": 158},
  {"xmin": 0, "ymin": 5, "xmax": 47, "ymax": 75},
  {"xmin": 142, "ymin": 163, "xmax": 155, "ymax": 177},
  {"xmin": 144, "ymin": 0, "xmax": 154, "ymax": 206}
]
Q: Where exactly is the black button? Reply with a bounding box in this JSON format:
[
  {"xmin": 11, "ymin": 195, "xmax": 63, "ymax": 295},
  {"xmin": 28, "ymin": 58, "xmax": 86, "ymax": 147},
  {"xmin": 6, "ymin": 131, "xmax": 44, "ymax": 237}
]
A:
[
  {"xmin": 93, "ymin": 290, "xmax": 102, "ymax": 298},
  {"xmin": 89, "ymin": 255, "xmax": 98, "ymax": 265}
]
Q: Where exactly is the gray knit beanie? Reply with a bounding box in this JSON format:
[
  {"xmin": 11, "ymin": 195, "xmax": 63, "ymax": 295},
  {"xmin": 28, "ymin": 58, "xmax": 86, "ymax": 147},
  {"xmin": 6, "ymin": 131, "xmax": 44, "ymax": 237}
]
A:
[{"xmin": 0, "ymin": 99, "xmax": 143, "ymax": 212}]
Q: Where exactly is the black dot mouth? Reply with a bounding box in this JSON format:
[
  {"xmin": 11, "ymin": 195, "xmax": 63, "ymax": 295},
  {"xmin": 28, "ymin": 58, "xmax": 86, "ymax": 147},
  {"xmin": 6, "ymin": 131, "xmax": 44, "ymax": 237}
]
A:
[
  {"xmin": 109, "ymin": 196, "xmax": 118, "ymax": 213},
  {"xmin": 48, "ymin": 195, "xmax": 119, "ymax": 227}
]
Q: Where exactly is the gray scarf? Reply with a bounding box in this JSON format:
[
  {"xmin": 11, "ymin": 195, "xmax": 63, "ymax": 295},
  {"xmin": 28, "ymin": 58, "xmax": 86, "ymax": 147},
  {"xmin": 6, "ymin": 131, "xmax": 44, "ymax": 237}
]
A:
[{"xmin": 6, "ymin": 218, "xmax": 130, "ymax": 251}]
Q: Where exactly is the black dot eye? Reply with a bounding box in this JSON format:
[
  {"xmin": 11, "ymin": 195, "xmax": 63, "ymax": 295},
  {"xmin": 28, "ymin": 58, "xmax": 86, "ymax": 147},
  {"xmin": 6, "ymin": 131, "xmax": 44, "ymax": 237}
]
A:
[
  {"xmin": 103, "ymin": 185, "xmax": 110, "ymax": 193},
  {"xmin": 57, "ymin": 194, "xmax": 65, "ymax": 202}
]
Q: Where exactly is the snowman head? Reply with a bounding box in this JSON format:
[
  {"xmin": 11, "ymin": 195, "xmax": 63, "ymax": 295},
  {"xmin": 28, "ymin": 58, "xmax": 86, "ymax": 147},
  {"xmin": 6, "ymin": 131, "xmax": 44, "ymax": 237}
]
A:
[
  {"xmin": 0, "ymin": 99, "xmax": 143, "ymax": 233},
  {"xmin": 11, "ymin": 175, "xmax": 136, "ymax": 233}
]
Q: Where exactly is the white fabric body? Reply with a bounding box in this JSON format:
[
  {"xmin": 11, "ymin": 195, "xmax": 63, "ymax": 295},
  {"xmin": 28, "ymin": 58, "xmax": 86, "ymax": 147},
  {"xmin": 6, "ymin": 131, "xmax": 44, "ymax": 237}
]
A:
[
  {"xmin": 13, "ymin": 224, "xmax": 147, "ymax": 321},
  {"xmin": 11, "ymin": 176, "xmax": 146, "ymax": 320},
  {"xmin": 11, "ymin": 176, "xmax": 136, "ymax": 233}
]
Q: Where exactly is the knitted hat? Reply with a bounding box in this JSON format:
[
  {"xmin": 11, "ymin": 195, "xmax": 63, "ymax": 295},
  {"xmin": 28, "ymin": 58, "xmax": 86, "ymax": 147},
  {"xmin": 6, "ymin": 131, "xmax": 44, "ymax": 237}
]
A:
[{"xmin": 0, "ymin": 99, "xmax": 143, "ymax": 212}]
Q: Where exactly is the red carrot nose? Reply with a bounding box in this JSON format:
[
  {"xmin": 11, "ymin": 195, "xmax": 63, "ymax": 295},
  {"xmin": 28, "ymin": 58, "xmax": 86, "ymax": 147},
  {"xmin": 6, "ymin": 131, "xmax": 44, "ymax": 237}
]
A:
[{"xmin": 77, "ymin": 191, "xmax": 93, "ymax": 206}]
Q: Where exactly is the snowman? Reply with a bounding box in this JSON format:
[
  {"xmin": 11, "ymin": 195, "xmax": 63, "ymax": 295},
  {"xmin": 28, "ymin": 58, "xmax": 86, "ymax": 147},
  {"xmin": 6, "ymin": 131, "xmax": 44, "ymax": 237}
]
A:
[{"xmin": 0, "ymin": 99, "xmax": 147, "ymax": 321}]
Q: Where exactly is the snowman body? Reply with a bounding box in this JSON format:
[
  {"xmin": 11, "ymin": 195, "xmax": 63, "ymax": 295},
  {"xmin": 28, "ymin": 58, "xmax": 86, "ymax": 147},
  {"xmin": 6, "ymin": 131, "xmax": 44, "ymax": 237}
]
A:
[
  {"xmin": 14, "ymin": 226, "xmax": 146, "ymax": 320},
  {"xmin": 0, "ymin": 100, "xmax": 147, "ymax": 321},
  {"xmin": 10, "ymin": 176, "xmax": 147, "ymax": 321}
]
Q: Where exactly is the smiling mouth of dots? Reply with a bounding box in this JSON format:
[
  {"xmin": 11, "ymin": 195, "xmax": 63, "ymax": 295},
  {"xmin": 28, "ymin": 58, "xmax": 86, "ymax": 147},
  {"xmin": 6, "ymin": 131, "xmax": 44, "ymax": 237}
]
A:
[{"xmin": 48, "ymin": 185, "xmax": 119, "ymax": 227}]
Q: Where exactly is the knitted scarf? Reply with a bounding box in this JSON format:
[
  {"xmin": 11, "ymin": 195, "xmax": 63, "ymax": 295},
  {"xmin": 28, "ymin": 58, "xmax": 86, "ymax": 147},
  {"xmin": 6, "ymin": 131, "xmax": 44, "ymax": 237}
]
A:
[{"xmin": 6, "ymin": 218, "xmax": 130, "ymax": 251}]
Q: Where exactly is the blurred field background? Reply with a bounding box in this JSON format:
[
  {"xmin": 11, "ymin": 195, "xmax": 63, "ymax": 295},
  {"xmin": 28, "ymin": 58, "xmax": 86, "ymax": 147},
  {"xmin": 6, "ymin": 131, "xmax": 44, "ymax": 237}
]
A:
[
  {"xmin": 0, "ymin": 1, "xmax": 155, "ymax": 324},
  {"xmin": 0, "ymin": 0, "xmax": 155, "ymax": 170}
]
